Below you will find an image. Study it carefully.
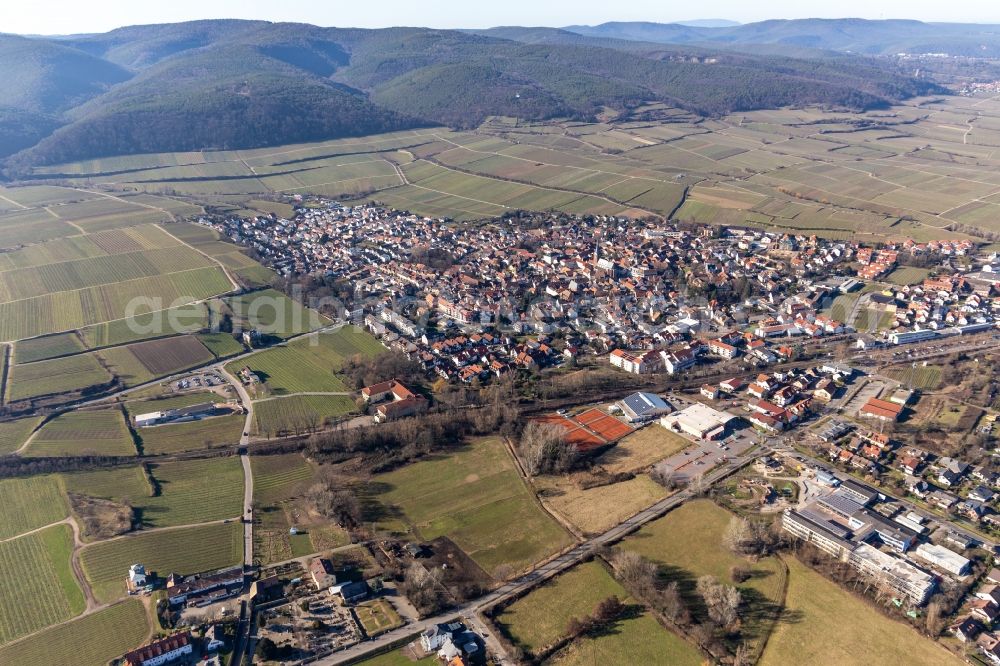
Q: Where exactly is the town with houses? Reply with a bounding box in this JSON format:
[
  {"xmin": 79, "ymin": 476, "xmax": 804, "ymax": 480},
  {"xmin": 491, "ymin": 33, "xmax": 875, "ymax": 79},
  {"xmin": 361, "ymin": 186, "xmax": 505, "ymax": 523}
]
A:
[{"xmin": 105, "ymin": 199, "xmax": 1000, "ymax": 666}]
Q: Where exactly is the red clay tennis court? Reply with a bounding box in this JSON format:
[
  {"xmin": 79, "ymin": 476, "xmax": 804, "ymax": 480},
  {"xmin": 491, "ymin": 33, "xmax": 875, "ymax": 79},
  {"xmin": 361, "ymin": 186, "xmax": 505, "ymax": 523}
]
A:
[
  {"xmin": 574, "ymin": 408, "xmax": 634, "ymax": 441},
  {"xmin": 529, "ymin": 409, "xmax": 633, "ymax": 451}
]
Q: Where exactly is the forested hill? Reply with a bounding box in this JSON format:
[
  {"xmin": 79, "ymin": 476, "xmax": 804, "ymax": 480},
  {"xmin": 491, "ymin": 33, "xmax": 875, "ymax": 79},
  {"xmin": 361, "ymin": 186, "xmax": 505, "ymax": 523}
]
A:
[
  {"xmin": 565, "ymin": 18, "xmax": 1000, "ymax": 58},
  {"xmin": 2, "ymin": 19, "xmax": 943, "ymax": 170}
]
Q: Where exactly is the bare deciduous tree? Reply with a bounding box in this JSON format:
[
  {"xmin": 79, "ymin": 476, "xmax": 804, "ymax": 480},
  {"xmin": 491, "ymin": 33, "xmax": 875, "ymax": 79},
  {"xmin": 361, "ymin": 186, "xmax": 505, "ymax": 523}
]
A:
[
  {"xmin": 696, "ymin": 575, "xmax": 742, "ymax": 631},
  {"xmin": 519, "ymin": 421, "xmax": 577, "ymax": 476}
]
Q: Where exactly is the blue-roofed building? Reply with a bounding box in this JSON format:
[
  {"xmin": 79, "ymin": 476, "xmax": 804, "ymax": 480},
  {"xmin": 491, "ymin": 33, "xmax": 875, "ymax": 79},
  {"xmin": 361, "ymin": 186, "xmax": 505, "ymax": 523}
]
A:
[{"xmin": 617, "ymin": 392, "xmax": 672, "ymax": 423}]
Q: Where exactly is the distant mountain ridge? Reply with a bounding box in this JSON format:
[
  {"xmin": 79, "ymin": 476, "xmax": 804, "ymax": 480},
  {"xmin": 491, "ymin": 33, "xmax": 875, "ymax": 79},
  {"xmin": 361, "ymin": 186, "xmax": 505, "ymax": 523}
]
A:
[
  {"xmin": 564, "ymin": 18, "xmax": 1000, "ymax": 57},
  {"xmin": 0, "ymin": 18, "xmax": 949, "ymax": 171}
]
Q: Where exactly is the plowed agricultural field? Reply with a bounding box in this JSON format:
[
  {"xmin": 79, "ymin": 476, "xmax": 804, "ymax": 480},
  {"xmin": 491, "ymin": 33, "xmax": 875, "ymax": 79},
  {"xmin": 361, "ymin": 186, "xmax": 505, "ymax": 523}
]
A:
[{"xmin": 127, "ymin": 335, "xmax": 214, "ymax": 375}]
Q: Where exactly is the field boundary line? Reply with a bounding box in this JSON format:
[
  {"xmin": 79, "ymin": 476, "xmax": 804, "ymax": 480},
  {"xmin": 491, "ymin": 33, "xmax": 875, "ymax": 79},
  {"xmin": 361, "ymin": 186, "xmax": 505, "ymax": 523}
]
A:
[
  {"xmin": 75, "ymin": 516, "xmax": 240, "ymax": 551},
  {"xmin": 0, "ymin": 516, "xmax": 73, "ymax": 544},
  {"xmin": 413, "ymin": 158, "xmax": 659, "ymax": 217},
  {"xmin": 0, "ymin": 342, "xmax": 8, "ymax": 404},
  {"xmin": 504, "ymin": 435, "xmax": 585, "ymax": 541},
  {"xmin": 0, "ymin": 264, "xmax": 227, "ymax": 310},
  {"xmin": 43, "ymin": 205, "xmax": 88, "ymax": 233},
  {"xmin": 155, "ymin": 224, "xmax": 239, "ymax": 292},
  {"xmin": 0, "ymin": 193, "xmax": 28, "ymax": 209},
  {"xmin": 252, "ymin": 391, "xmax": 352, "ymax": 403}
]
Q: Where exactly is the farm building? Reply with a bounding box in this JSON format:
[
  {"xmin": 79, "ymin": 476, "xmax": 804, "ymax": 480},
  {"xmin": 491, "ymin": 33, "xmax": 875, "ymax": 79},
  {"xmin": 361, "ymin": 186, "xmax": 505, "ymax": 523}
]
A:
[
  {"xmin": 617, "ymin": 392, "xmax": 671, "ymax": 423},
  {"xmin": 166, "ymin": 566, "xmax": 244, "ymax": 608},
  {"xmin": 363, "ymin": 379, "xmax": 428, "ymax": 423},
  {"xmin": 135, "ymin": 402, "xmax": 221, "ymax": 427},
  {"xmin": 310, "ymin": 558, "xmax": 337, "ymax": 590},
  {"xmin": 858, "ymin": 397, "xmax": 904, "ymax": 422},
  {"xmin": 123, "ymin": 631, "xmax": 193, "ymax": 666},
  {"xmin": 660, "ymin": 403, "xmax": 735, "ymax": 440},
  {"xmin": 362, "ymin": 379, "xmax": 416, "ymax": 403},
  {"xmin": 329, "ymin": 580, "xmax": 369, "ymax": 603}
]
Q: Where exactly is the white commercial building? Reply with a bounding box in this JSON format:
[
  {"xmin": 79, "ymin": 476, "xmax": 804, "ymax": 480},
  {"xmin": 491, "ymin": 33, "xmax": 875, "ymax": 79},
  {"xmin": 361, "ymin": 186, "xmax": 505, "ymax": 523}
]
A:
[
  {"xmin": 660, "ymin": 402, "xmax": 735, "ymax": 440},
  {"xmin": 134, "ymin": 411, "xmax": 165, "ymax": 427},
  {"xmin": 848, "ymin": 543, "xmax": 935, "ymax": 605},
  {"xmin": 914, "ymin": 542, "xmax": 971, "ymax": 577}
]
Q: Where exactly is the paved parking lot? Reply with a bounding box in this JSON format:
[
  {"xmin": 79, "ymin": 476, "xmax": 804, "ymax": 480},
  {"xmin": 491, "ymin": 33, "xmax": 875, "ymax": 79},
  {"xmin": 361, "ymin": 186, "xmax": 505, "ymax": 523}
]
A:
[
  {"xmin": 840, "ymin": 379, "xmax": 885, "ymax": 415},
  {"xmin": 654, "ymin": 393, "xmax": 756, "ymax": 481}
]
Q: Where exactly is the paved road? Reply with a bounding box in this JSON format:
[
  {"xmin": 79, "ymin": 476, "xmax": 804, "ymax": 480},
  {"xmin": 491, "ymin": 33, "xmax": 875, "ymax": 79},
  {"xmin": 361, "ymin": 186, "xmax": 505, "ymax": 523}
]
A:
[
  {"xmin": 315, "ymin": 451, "xmax": 758, "ymax": 665},
  {"xmin": 219, "ymin": 365, "xmax": 256, "ymax": 568}
]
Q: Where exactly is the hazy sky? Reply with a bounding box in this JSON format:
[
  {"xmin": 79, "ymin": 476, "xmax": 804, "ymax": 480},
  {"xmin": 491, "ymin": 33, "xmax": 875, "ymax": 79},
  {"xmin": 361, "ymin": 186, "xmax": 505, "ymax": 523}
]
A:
[{"xmin": 7, "ymin": 0, "xmax": 1000, "ymax": 35}]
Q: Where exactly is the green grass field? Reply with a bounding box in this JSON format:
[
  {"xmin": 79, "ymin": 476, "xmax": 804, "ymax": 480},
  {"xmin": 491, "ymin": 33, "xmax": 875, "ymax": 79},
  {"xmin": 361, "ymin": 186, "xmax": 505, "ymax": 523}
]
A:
[
  {"xmin": 250, "ymin": 453, "xmax": 329, "ymax": 564},
  {"xmin": 886, "ymin": 266, "xmax": 932, "ymax": 285},
  {"xmin": 549, "ymin": 611, "xmax": 702, "ymax": 666},
  {"xmin": 225, "ymin": 289, "xmax": 329, "ymax": 339},
  {"xmin": 0, "ymin": 416, "xmax": 42, "ymax": 454},
  {"xmin": 759, "ymin": 557, "xmax": 960, "ymax": 666},
  {"xmin": 28, "ymin": 409, "xmax": 136, "ymax": 457},
  {"xmin": 96, "ymin": 345, "xmax": 156, "ymax": 386},
  {"xmin": 80, "ymin": 521, "xmax": 244, "ymax": 603},
  {"xmin": 0, "ymin": 524, "xmax": 85, "ymax": 646},
  {"xmin": 137, "ymin": 457, "xmax": 245, "ymax": 528},
  {"xmin": 497, "ymin": 560, "xmax": 628, "ymax": 653},
  {"xmin": 198, "ymin": 332, "xmax": 245, "ymax": 357},
  {"xmin": 355, "ymin": 599, "xmax": 403, "ymax": 637},
  {"xmin": 80, "ymin": 303, "xmax": 208, "ymax": 348},
  {"xmin": 252, "ymin": 394, "xmax": 356, "ymax": 436},
  {"xmin": 0, "ymin": 598, "xmax": 150, "ymax": 666},
  {"xmin": 230, "ymin": 346, "xmax": 348, "ymax": 395},
  {"xmin": 885, "ymin": 364, "xmax": 942, "ymax": 390},
  {"xmin": 370, "ymin": 436, "xmax": 572, "ymax": 574},
  {"xmin": 0, "ymin": 475, "xmax": 69, "ymax": 540},
  {"xmin": 136, "ymin": 413, "xmax": 244, "ymax": 454},
  {"xmin": 621, "ymin": 499, "xmax": 786, "ymax": 657},
  {"xmin": 62, "ymin": 465, "xmax": 151, "ymax": 507},
  {"xmin": 230, "ymin": 325, "xmax": 383, "ymax": 396},
  {"xmin": 6, "ymin": 352, "xmax": 112, "ymax": 402},
  {"xmin": 14, "ymin": 332, "xmax": 87, "ymax": 364},
  {"xmin": 251, "ymin": 453, "xmax": 316, "ymax": 505},
  {"xmin": 0, "ymin": 266, "xmax": 231, "ymax": 342}
]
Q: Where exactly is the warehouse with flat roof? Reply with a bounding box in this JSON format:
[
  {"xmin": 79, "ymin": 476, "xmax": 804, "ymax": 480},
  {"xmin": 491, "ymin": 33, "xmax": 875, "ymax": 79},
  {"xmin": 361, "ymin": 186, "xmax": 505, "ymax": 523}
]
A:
[
  {"xmin": 660, "ymin": 402, "xmax": 735, "ymax": 440},
  {"xmin": 914, "ymin": 542, "xmax": 971, "ymax": 577}
]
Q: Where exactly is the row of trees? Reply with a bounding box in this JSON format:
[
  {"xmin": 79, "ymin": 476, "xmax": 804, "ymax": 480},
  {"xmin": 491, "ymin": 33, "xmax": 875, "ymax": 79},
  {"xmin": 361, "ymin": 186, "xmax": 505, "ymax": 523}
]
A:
[
  {"xmin": 517, "ymin": 421, "xmax": 579, "ymax": 476},
  {"xmin": 608, "ymin": 549, "xmax": 747, "ymax": 661},
  {"xmin": 306, "ymin": 399, "xmax": 520, "ymax": 472}
]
